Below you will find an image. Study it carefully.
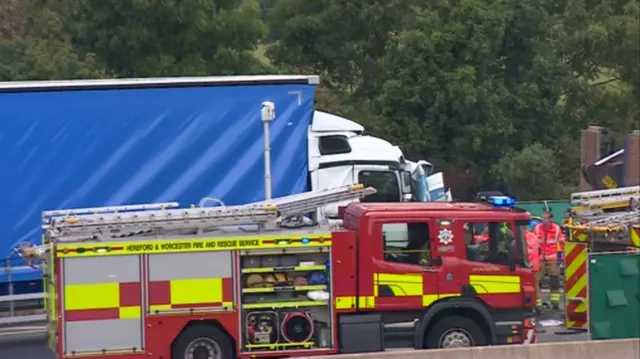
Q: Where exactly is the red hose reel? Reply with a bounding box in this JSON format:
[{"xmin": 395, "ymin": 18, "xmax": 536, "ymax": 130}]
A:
[{"xmin": 280, "ymin": 312, "xmax": 314, "ymax": 343}]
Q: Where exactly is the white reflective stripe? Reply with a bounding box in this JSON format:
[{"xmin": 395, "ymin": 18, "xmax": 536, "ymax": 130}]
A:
[{"xmin": 524, "ymin": 329, "xmax": 535, "ymax": 344}]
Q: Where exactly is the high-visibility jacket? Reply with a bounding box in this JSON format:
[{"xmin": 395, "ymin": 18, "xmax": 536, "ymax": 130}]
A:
[
  {"xmin": 533, "ymin": 222, "xmax": 565, "ymax": 261},
  {"xmin": 525, "ymin": 230, "xmax": 540, "ymax": 271}
]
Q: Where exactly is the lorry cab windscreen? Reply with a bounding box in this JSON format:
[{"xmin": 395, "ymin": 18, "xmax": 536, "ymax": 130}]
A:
[{"xmin": 358, "ymin": 170, "xmax": 400, "ymax": 202}]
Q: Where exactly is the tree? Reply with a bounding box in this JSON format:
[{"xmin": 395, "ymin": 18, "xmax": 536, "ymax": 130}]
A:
[
  {"xmin": 544, "ymin": 0, "xmax": 639, "ymax": 135},
  {"xmin": 0, "ymin": 1, "xmax": 105, "ymax": 81},
  {"xmin": 374, "ymin": 1, "xmax": 537, "ymax": 173},
  {"xmin": 0, "ymin": 37, "xmax": 105, "ymax": 81},
  {"xmin": 371, "ymin": 0, "xmax": 637, "ymax": 198},
  {"xmin": 491, "ymin": 143, "xmax": 574, "ymax": 200},
  {"xmin": 0, "ymin": 0, "xmax": 26, "ymax": 40},
  {"xmin": 1, "ymin": 0, "xmax": 637, "ymax": 200},
  {"xmin": 267, "ymin": 0, "xmax": 421, "ymax": 98},
  {"xmin": 61, "ymin": 0, "xmax": 269, "ymax": 77}
]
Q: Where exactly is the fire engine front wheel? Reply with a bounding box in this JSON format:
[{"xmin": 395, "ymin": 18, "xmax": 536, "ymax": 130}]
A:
[
  {"xmin": 172, "ymin": 325, "xmax": 234, "ymax": 359},
  {"xmin": 425, "ymin": 316, "xmax": 488, "ymax": 349}
]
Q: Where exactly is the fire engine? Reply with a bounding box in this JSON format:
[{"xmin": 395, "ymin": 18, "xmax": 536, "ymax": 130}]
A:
[
  {"xmin": 27, "ymin": 184, "xmax": 536, "ymax": 359},
  {"xmin": 564, "ymin": 186, "xmax": 640, "ymax": 330}
]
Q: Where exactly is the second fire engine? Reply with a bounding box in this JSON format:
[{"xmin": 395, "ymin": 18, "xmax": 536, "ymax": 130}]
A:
[{"xmin": 30, "ymin": 184, "xmax": 536, "ymax": 359}]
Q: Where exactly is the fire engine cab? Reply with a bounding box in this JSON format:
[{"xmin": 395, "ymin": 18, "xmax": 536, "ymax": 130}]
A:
[{"xmin": 30, "ymin": 185, "xmax": 536, "ymax": 359}]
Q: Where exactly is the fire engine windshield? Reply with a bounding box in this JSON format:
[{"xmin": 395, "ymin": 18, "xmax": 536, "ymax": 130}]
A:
[{"xmin": 466, "ymin": 221, "xmax": 529, "ymax": 267}]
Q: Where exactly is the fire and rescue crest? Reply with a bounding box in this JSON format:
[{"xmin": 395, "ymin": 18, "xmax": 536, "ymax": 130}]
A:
[{"xmin": 438, "ymin": 229, "xmax": 454, "ymax": 245}]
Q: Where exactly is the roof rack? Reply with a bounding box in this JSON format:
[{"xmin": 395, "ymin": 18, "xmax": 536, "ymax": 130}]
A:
[{"xmin": 42, "ymin": 184, "xmax": 376, "ymax": 243}]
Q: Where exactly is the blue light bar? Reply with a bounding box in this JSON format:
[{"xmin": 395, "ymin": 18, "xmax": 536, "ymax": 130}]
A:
[{"xmin": 487, "ymin": 195, "xmax": 515, "ymax": 207}]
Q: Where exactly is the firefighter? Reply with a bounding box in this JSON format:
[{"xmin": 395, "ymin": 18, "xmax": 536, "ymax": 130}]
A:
[
  {"xmin": 525, "ymin": 228, "xmax": 542, "ymax": 307},
  {"xmin": 474, "ymin": 223, "xmax": 490, "ymax": 243},
  {"xmin": 533, "ymin": 210, "xmax": 565, "ymax": 309}
]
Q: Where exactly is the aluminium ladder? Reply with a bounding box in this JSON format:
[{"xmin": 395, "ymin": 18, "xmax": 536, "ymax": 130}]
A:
[
  {"xmin": 583, "ymin": 208, "xmax": 640, "ymax": 227},
  {"xmin": 41, "ymin": 184, "xmax": 376, "ymax": 243},
  {"xmin": 566, "ymin": 208, "xmax": 640, "ymax": 239},
  {"xmin": 570, "ymin": 185, "xmax": 640, "ymax": 208}
]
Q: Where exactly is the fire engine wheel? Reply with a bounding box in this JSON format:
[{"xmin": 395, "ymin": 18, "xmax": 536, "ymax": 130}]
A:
[
  {"xmin": 172, "ymin": 325, "xmax": 233, "ymax": 359},
  {"xmin": 425, "ymin": 316, "xmax": 488, "ymax": 349}
]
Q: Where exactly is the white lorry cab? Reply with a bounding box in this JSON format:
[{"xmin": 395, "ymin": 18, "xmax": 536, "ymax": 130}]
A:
[{"xmin": 308, "ymin": 111, "xmax": 450, "ymax": 218}]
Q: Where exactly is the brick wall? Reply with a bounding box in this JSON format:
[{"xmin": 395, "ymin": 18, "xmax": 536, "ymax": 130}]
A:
[
  {"xmin": 624, "ymin": 130, "xmax": 640, "ymax": 186},
  {"xmin": 579, "ymin": 126, "xmax": 602, "ymax": 191}
]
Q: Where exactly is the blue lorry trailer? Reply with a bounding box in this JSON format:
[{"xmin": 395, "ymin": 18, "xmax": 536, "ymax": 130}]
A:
[{"xmin": 0, "ymin": 75, "xmax": 319, "ymax": 294}]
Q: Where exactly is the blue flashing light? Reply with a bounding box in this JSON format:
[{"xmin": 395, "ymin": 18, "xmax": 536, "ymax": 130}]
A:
[
  {"xmin": 487, "ymin": 195, "xmax": 515, "ymax": 207},
  {"xmin": 301, "ymin": 237, "xmax": 310, "ymax": 245}
]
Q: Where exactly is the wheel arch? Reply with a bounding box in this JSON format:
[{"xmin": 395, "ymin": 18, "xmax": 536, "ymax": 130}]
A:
[{"xmin": 413, "ymin": 297, "xmax": 497, "ymax": 348}]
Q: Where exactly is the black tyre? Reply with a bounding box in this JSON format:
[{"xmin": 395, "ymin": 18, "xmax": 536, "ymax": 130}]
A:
[
  {"xmin": 172, "ymin": 324, "xmax": 234, "ymax": 359},
  {"xmin": 425, "ymin": 316, "xmax": 488, "ymax": 349}
]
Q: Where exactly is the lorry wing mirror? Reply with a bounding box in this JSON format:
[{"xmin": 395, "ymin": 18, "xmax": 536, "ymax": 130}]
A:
[{"xmin": 401, "ymin": 171, "xmax": 412, "ymax": 194}]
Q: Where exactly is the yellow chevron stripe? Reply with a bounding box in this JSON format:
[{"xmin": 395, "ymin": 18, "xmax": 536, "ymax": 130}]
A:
[
  {"xmin": 566, "ymin": 274, "xmax": 587, "ymax": 299},
  {"xmin": 573, "ymin": 300, "xmax": 588, "ymax": 313},
  {"xmin": 565, "ymin": 244, "xmax": 587, "ymax": 281},
  {"xmin": 567, "ymin": 320, "xmax": 587, "ymax": 329}
]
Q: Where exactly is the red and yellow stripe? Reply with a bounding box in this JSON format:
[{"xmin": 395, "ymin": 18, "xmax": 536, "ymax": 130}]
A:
[
  {"xmin": 335, "ymin": 273, "xmax": 519, "ymax": 310},
  {"xmin": 149, "ymin": 278, "xmax": 233, "ymax": 312},
  {"xmin": 64, "ymin": 282, "xmax": 141, "ymax": 321},
  {"xmin": 564, "ymin": 239, "xmax": 588, "ymax": 329},
  {"xmin": 631, "ymin": 226, "xmax": 640, "ymax": 248}
]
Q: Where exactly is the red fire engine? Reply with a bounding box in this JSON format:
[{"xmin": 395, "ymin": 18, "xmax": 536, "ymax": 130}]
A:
[{"xmin": 33, "ymin": 184, "xmax": 536, "ymax": 359}]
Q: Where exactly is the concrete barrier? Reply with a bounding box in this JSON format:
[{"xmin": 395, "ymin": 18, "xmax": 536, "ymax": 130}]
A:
[{"xmin": 308, "ymin": 339, "xmax": 640, "ymax": 359}]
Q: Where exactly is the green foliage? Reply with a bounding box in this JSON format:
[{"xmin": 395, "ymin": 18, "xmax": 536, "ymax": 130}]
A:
[
  {"xmin": 0, "ymin": 1, "xmax": 105, "ymax": 81},
  {"xmin": 267, "ymin": 0, "xmax": 421, "ymax": 97},
  {"xmin": 62, "ymin": 0, "xmax": 268, "ymax": 77},
  {"xmin": 491, "ymin": 143, "xmax": 575, "ymax": 200},
  {"xmin": 0, "ymin": 37, "xmax": 105, "ymax": 81},
  {"xmin": 375, "ymin": 0, "xmax": 572, "ymax": 187},
  {"xmin": 0, "ymin": 0, "xmax": 637, "ymax": 199}
]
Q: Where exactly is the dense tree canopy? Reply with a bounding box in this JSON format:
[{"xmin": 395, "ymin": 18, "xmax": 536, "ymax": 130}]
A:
[{"xmin": 1, "ymin": 0, "xmax": 638, "ymax": 200}]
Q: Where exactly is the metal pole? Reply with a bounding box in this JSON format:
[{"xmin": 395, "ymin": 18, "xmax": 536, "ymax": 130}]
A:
[
  {"xmin": 6, "ymin": 258, "xmax": 15, "ymax": 317},
  {"xmin": 263, "ymin": 121, "xmax": 272, "ymax": 200},
  {"xmin": 261, "ymin": 101, "xmax": 276, "ymax": 200}
]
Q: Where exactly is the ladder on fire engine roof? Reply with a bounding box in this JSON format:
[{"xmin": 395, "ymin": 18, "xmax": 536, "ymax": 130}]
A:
[
  {"xmin": 41, "ymin": 184, "xmax": 376, "ymax": 242},
  {"xmin": 582, "ymin": 208, "xmax": 640, "ymax": 227},
  {"xmin": 567, "ymin": 208, "xmax": 640, "ymax": 233},
  {"xmin": 570, "ymin": 185, "xmax": 640, "ymax": 208}
]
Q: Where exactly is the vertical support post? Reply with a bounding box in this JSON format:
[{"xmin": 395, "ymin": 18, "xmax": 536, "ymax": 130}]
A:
[
  {"xmin": 6, "ymin": 258, "xmax": 15, "ymax": 317},
  {"xmin": 261, "ymin": 101, "xmax": 276, "ymax": 201}
]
